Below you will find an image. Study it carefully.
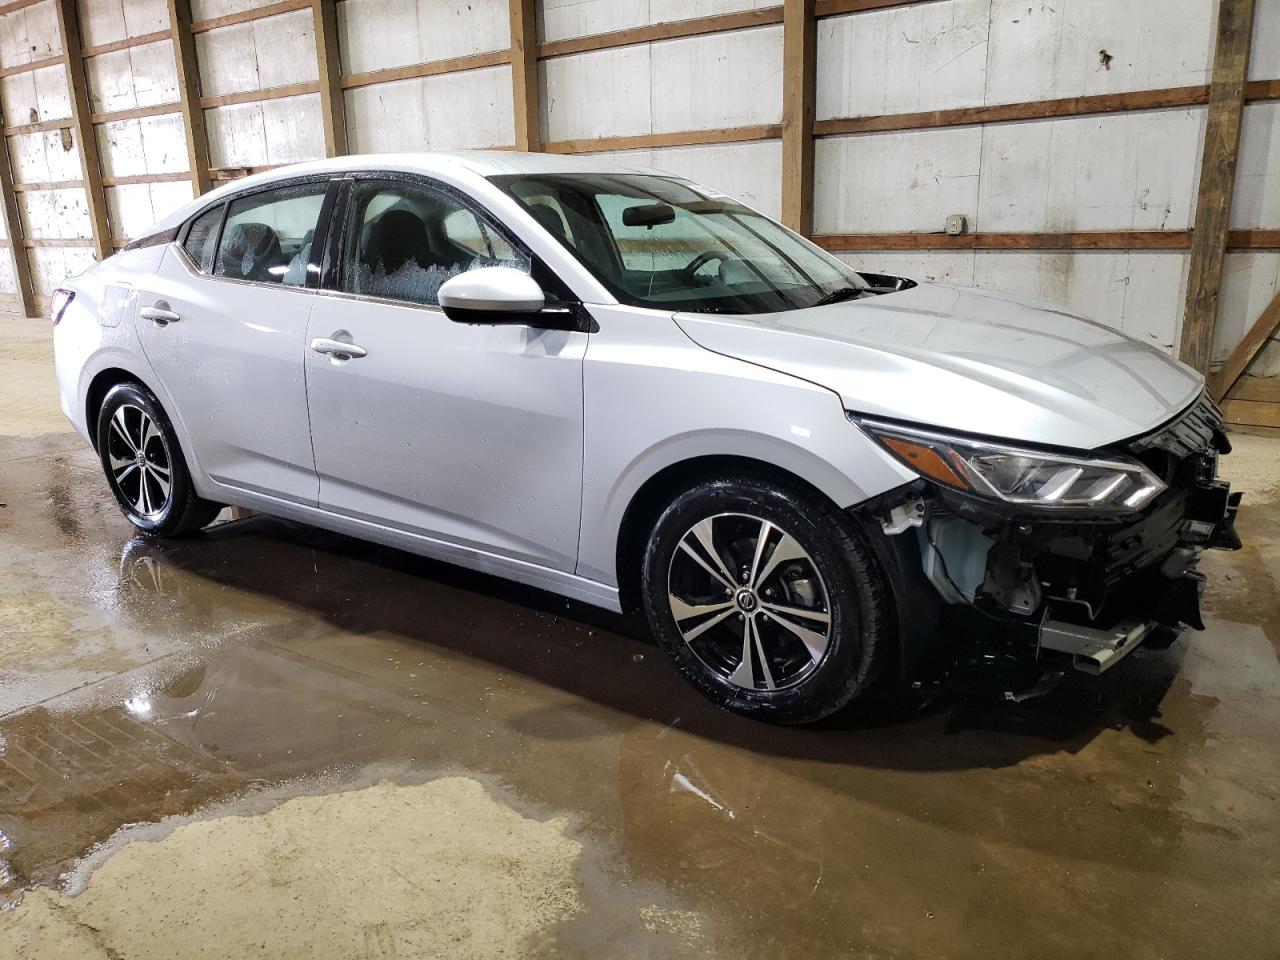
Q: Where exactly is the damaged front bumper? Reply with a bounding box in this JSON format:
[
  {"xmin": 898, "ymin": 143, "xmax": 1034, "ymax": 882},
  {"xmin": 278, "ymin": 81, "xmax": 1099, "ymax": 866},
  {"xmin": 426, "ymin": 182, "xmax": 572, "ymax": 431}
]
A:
[{"xmin": 868, "ymin": 392, "xmax": 1242, "ymax": 686}]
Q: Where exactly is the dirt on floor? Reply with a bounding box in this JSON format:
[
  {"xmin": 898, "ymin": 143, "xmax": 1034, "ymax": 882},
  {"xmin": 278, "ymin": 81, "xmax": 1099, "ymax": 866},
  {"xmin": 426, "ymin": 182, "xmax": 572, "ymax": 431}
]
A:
[{"xmin": 1, "ymin": 316, "xmax": 1278, "ymax": 959}]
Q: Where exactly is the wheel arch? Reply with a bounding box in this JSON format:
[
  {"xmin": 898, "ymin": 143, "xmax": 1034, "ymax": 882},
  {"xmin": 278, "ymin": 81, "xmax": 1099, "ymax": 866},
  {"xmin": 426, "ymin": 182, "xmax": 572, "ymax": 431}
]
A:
[
  {"xmin": 84, "ymin": 366, "xmax": 157, "ymax": 452},
  {"xmin": 614, "ymin": 454, "xmax": 853, "ymax": 615}
]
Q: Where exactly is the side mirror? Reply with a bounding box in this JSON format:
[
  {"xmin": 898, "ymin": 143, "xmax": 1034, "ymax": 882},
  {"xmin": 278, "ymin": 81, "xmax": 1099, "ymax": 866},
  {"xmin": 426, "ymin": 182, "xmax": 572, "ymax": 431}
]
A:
[{"xmin": 438, "ymin": 267, "xmax": 545, "ymax": 324}]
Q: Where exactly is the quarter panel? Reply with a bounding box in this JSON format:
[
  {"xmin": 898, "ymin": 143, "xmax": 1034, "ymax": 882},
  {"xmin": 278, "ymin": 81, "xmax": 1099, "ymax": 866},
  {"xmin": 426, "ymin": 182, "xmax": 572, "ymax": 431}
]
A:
[{"xmin": 576, "ymin": 305, "xmax": 917, "ymax": 586}]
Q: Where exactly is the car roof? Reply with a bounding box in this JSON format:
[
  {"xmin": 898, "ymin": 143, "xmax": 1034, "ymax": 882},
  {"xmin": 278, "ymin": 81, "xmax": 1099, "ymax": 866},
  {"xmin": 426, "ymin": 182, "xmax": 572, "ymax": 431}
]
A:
[{"xmin": 150, "ymin": 150, "xmax": 677, "ymax": 233}]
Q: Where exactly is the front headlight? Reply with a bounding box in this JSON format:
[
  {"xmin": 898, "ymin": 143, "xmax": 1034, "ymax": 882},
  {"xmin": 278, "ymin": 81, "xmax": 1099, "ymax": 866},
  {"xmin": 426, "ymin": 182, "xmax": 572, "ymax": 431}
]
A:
[{"xmin": 857, "ymin": 419, "xmax": 1166, "ymax": 512}]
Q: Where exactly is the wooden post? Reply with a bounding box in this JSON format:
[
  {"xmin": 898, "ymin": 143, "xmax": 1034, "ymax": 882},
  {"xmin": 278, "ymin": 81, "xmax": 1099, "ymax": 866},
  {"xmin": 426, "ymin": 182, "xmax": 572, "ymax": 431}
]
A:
[
  {"xmin": 54, "ymin": 0, "xmax": 112, "ymax": 261},
  {"xmin": 1179, "ymin": 0, "xmax": 1256, "ymax": 374},
  {"xmin": 781, "ymin": 0, "xmax": 816, "ymax": 235},
  {"xmin": 508, "ymin": 0, "xmax": 540, "ymax": 151},
  {"xmin": 311, "ymin": 0, "xmax": 346, "ymax": 156},
  {"xmin": 0, "ymin": 139, "xmax": 37, "ymax": 316},
  {"xmin": 168, "ymin": 0, "xmax": 212, "ymax": 194}
]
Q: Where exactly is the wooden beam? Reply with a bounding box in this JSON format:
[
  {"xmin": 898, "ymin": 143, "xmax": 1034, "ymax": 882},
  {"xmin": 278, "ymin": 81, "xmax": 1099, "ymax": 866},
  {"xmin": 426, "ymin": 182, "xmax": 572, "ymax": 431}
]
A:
[
  {"xmin": 1179, "ymin": 0, "xmax": 1257, "ymax": 374},
  {"xmin": 543, "ymin": 123, "xmax": 781, "ymax": 155},
  {"xmin": 102, "ymin": 172, "xmax": 192, "ymax": 187},
  {"xmin": 1227, "ymin": 229, "xmax": 1280, "ymax": 249},
  {"xmin": 1227, "ymin": 375, "xmax": 1280, "ymax": 403},
  {"xmin": 340, "ymin": 49, "xmax": 510, "ymax": 90},
  {"xmin": 815, "ymin": 0, "xmax": 944, "ymax": 16},
  {"xmin": 91, "ymin": 101, "xmax": 182, "ymax": 125},
  {"xmin": 81, "ymin": 29, "xmax": 171, "ymax": 59},
  {"xmin": 781, "ymin": 0, "xmax": 815, "ymax": 234},
  {"xmin": 310, "ymin": 0, "xmax": 345, "ymax": 156},
  {"xmin": 54, "ymin": 0, "xmax": 111, "ymax": 261},
  {"xmin": 2, "ymin": 118, "xmax": 73, "ymax": 136},
  {"xmin": 200, "ymin": 81, "xmax": 319, "ymax": 110},
  {"xmin": 0, "ymin": 117, "xmax": 37, "ymax": 316},
  {"xmin": 1222, "ymin": 398, "xmax": 1280, "ymax": 428},
  {"xmin": 12, "ymin": 179, "xmax": 85, "ymax": 192},
  {"xmin": 509, "ymin": 0, "xmax": 540, "ymax": 151},
  {"xmin": 0, "ymin": 0, "xmax": 47, "ymax": 16},
  {"xmin": 815, "ymin": 86, "xmax": 1212, "ymax": 137},
  {"xmin": 1209, "ymin": 290, "xmax": 1280, "ymax": 402},
  {"xmin": 0, "ymin": 55, "xmax": 63, "ymax": 79},
  {"xmin": 167, "ymin": 0, "xmax": 211, "ymax": 195},
  {"xmin": 815, "ymin": 230, "xmax": 1195, "ymax": 252},
  {"xmin": 189, "ymin": 0, "xmax": 310, "ymax": 33},
  {"xmin": 537, "ymin": 7, "xmax": 783, "ymax": 59}
]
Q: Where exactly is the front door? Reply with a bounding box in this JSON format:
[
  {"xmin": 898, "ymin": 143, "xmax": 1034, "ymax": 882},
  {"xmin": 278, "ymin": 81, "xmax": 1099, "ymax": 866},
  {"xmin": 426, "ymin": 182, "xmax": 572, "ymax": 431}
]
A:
[
  {"xmin": 303, "ymin": 177, "xmax": 586, "ymax": 572},
  {"xmin": 136, "ymin": 179, "xmax": 333, "ymax": 503}
]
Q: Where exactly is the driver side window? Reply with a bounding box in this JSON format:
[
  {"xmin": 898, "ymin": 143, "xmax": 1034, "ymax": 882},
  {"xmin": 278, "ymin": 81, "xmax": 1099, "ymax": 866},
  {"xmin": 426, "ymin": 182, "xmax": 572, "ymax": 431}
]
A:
[{"xmin": 340, "ymin": 180, "xmax": 528, "ymax": 308}]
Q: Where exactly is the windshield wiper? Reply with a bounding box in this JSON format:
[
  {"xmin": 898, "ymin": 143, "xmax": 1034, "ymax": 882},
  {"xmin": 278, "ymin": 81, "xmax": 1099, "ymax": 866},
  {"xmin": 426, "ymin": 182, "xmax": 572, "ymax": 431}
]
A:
[{"xmin": 811, "ymin": 286, "xmax": 866, "ymax": 308}]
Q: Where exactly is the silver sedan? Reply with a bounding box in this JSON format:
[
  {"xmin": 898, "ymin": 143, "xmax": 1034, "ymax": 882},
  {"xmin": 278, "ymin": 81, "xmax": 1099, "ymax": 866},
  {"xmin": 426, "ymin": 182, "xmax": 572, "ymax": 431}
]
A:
[{"xmin": 52, "ymin": 152, "xmax": 1241, "ymax": 723}]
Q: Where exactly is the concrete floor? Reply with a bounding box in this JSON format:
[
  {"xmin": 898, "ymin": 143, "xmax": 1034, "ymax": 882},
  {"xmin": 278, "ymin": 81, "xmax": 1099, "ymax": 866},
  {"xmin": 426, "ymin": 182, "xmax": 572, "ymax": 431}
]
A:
[{"xmin": 1, "ymin": 315, "xmax": 1278, "ymax": 960}]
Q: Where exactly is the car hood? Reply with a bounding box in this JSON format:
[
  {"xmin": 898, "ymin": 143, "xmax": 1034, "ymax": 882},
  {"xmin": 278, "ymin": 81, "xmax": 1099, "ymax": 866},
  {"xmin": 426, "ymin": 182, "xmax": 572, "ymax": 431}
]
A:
[{"xmin": 673, "ymin": 281, "xmax": 1202, "ymax": 451}]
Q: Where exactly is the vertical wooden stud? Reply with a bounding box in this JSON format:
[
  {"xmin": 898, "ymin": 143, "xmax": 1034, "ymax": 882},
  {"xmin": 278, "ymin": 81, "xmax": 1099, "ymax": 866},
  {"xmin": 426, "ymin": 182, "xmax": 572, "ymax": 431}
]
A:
[
  {"xmin": 54, "ymin": 0, "xmax": 111, "ymax": 261},
  {"xmin": 167, "ymin": 0, "xmax": 212, "ymax": 194},
  {"xmin": 0, "ymin": 139, "xmax": 37, "ymax": 316},
  {"xmin": 781, "ymin": 0, "xmax": 816, "ymax": 235},
  {"xmin": 1180, "ymin": 0, "xmax": 1257, "ymax": 374},
  {"xmin": 509, "ymin": 0, "xmax": 540, "ymax": 151},
  {"xmin": 311, "ymin": 0, "xmax": 346, "ymax": 157}
]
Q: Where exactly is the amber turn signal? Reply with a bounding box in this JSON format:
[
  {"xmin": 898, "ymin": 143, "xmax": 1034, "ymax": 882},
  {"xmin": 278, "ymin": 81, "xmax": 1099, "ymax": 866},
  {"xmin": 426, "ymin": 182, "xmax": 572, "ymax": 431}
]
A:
[{"xmin": 880, "ymin": 436, "xmax": 968, "ymax": 489}]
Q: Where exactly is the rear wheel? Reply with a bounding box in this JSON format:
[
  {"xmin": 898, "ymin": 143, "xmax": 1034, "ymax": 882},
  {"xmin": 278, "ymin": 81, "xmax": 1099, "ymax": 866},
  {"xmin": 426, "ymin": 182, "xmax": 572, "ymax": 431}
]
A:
[
  {"xmin": 95, "ymin": 382, "xmax": 222, "ymax": 537},
  {"xmin": 641, "ymin": 474, "xmax": 890, "ymax": 725}
]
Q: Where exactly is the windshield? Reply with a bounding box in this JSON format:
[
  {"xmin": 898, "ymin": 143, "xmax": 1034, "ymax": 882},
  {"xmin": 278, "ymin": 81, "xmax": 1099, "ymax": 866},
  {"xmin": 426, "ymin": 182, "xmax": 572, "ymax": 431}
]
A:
[{"xmin": 489, "ymin": 173, "xmax": 868, "ymax": 313}]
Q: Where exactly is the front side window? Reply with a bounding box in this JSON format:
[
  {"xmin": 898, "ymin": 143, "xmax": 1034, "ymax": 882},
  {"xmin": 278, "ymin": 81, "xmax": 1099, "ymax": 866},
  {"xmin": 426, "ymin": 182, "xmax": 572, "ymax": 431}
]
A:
[
  {"xmin": 339, "ymin": 179, "xmax": 527, "ymax": 307},
  {"xmin": 182, "ymin": 203, "xmax": 224, "ymax": 273},
  {"xmin": 214, "ymin": 181, "xmax": 329, "ymax": 286},
  {"xmin": 491, "ymin": 173, "xmax": 867, "ymax": 314}
]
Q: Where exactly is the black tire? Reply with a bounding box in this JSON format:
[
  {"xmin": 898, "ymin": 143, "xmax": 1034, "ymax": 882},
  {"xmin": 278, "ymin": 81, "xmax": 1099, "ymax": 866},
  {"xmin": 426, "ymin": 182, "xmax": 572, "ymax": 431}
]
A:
[
  {"xmin": 95, "ymin": 381, "xmax": 223, "ymax": 537},
  {"xmin": 641, "ymin": 473, "xmax": 890, "ymax": 725}
]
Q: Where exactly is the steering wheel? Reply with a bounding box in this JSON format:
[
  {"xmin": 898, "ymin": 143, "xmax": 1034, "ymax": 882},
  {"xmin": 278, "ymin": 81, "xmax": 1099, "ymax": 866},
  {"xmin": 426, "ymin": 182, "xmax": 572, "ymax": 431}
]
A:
[{"xmin": 682, "ymin": 250, "xmax": 727, "ymax": 280}]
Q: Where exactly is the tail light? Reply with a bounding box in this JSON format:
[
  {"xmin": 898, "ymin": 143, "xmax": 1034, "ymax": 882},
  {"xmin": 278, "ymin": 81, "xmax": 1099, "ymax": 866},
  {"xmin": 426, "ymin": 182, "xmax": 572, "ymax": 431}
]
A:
[{"xmin": 50, "ymin": 287, "xmax": 74, "ymax": 326}]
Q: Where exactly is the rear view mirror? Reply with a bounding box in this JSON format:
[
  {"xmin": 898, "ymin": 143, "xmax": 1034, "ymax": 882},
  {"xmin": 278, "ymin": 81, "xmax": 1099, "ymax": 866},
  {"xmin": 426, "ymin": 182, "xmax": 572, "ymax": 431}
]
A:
[
  {"xmin": 438, "ymin": 267, "xmax": 545, "ymax": 324},
  {"xmin": 622, "ymin": 203, "xmax": 675, "ymax": 227}
]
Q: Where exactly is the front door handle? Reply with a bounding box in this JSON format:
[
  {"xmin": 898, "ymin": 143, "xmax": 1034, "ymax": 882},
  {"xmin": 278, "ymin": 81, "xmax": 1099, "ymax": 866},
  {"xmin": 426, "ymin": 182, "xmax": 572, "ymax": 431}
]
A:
[
  {"xmin": 311, "ymin": 336, "xmax": 368, "ymax": 361},
  {"xmin": 141, "ymin": 302, "xmax": 181, "ymax": 325}
]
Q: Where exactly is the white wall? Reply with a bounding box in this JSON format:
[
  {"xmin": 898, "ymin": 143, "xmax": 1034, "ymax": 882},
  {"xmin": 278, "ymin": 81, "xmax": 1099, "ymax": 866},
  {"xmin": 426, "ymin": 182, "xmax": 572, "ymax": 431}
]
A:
[{"xmin": 0, "ymin": 0, "xmax": 1274, "ymax": 377}]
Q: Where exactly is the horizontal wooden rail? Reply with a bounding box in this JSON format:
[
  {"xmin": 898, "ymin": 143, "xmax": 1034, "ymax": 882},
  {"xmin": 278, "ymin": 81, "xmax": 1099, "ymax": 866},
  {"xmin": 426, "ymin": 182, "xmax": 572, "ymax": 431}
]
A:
[
  {"xmin": 544, "ymin": 123, "xmax": 781, "ymax": 154},
  {"xmin": 209, "ymin": 163, "xmax": 286, "ymax": 181},
  {"xmin": 1245, "ymin": 78, "xmax": 1280, "ymax": 100},
  {"xmin": 0, "ymin": 0, "xmax": 50, "ymax": 16},
  {"xmin": 815, "ymin": 231, "xmax": 1195, "ymax": 251},
  {"xmin": 815, "ymin": 86, "xmax": 1211, "ymax": 136},
  {"xmin": 532, "ymin": 0, "xmax": 944, "ymax": 61},
  {"xmin": 90, "ymin": 101, "xmax": 181, "ymax": 125},
  {"xmin": 0, "ymin": 54, "xmax": 61, "ymax": 78},
  {"xmin": 101, "ymin": 171, "xmax": 191, "ymax": 187},
  {"xmin": 190, "ymin": 0, "xmax": 309, "ymax": 33},
  {"xmin": 200, "ymin": 80, "xmax": 318, "ymax": 109},
  {"xmin": 538, "ymin": 7, "xmax": 783, "ymax": 59},
  {"xmin": 2, "ymin": 117, "xmax": 72, "ymax": 135},
  {"xmin": 814, "ymin": 230, "xmax": 1280, "ymax": 252},
  {"xmin": 12, "ymin": 178, "xmax": 83, "ymax": 191},
  {"xmin": 20, "ymin": 237, "xmax": 94, "ymax": 247},
  {"xmin": 81, "ymin": 29, "xmax": 170, "ymax": 58},
  {"xmin": 340, "ymin": 49, "xmax": 510, "ymax": 90}
]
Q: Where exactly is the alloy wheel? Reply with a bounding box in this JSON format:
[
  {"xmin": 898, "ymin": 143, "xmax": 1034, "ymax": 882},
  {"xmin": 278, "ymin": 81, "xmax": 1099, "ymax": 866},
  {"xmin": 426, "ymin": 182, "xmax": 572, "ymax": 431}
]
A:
[
  {"xmin": 666, "ymin": 512, "xmax": 832, "ymax": 691},
  {"xmin": 105, "ymin": 404, "xmax": 173, "ymax": 519}
]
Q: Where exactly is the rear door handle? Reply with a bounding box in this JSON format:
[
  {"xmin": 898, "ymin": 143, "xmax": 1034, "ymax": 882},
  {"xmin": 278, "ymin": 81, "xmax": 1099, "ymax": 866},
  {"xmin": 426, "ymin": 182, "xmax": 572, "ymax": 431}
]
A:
[
  {"xmin": 311, "ymin": 336, "xmax": 368, "ymax": 361},
  {"xmin": 141, "ymin": 303, "xmax": 181, "ymax": 325}
]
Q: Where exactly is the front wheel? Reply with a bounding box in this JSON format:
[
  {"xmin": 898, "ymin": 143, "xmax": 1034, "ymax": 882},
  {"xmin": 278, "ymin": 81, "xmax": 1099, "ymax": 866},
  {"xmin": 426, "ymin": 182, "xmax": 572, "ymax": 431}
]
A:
[
  {"xmin": 96, "ymin": 382, "xmax": 223, "ymax": 537},
  {"xmin": 640, "ymin": 474, "xmax": 890, "ymax": 725}
]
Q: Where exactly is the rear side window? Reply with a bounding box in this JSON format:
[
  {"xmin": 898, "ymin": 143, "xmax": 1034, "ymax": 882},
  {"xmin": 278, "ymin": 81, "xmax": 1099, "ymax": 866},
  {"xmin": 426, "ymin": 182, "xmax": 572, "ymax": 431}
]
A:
[
  {"xmin": 182, "ymin": 204, "xmax": 223, "ymax": 273},
  {"xmin": 214, "ymin": 181, "xmax": 329, "ymax": 286}
]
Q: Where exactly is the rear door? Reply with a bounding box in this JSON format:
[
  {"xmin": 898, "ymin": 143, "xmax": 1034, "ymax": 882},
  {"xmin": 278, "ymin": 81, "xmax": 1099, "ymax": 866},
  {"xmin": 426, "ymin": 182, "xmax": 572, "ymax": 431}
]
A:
[
  {"xmin": 302, "ymin": 175, "xmax": 586, "ymax": 572},
  {"xmin": 136, "ymin": 178, "xmax": 335, "ymax": 503}
]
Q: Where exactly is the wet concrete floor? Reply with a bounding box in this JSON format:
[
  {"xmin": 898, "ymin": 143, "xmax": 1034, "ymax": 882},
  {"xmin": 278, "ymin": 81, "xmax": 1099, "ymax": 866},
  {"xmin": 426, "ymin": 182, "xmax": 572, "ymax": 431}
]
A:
[{"xmin": 1, "ymin": 316, "xmax": 1279, "ymax": 958}]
